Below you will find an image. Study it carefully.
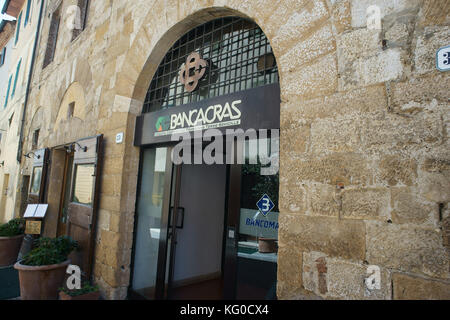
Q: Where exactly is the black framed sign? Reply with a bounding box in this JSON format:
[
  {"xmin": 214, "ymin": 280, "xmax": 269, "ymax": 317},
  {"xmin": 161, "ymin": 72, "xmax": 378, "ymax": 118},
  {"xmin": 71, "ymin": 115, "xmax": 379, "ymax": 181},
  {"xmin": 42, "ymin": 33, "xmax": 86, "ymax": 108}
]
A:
[{"xmin": 134, "ymin": 83, "xmax": 280, "ymax": 146}]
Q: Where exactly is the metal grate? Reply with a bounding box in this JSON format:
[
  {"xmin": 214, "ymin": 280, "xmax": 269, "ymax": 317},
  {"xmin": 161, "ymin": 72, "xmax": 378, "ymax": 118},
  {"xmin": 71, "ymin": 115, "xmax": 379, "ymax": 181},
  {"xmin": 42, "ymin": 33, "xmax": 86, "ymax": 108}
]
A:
[{"xmin": 143, "ymin": 17, "xmax": 278, "ymax": 113}]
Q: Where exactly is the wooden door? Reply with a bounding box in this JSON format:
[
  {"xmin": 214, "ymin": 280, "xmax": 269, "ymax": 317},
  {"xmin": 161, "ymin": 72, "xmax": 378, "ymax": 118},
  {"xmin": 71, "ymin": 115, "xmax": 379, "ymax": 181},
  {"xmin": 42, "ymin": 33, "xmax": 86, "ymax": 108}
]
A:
[
  {"xmin": 57, "ymin": 151, "xmax": 74, "ymax": 236},
  {"xmin": 66, "ymin": 135, "xmax": 103, "ymax": 278},
  {"xmin": 27, "ymin": 148, "xmax": 49, "ymax": 204}
]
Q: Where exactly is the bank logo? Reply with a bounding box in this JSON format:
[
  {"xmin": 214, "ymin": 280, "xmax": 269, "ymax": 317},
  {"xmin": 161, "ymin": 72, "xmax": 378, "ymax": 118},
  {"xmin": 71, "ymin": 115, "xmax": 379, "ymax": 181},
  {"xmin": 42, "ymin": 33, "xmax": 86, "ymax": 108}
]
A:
[
  {"xmin": 436, "ymin": 46, "xmax": 450, "ymax": 71},
  {"xmin": 156, "ymin": 116, "xmax": 170, "ymax": 132},
  {"xmin": 257, "ymin": 194, "xmax": 275, "ymax": 216},
  {"xmin": 179, "ymin": 52, "xmax": 207, "ymax": 92}
]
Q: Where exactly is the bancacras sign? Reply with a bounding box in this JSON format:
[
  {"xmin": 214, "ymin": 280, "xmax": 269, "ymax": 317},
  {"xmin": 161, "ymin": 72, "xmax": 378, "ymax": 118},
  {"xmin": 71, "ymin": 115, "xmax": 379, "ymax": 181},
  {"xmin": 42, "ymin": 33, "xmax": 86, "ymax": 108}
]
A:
[
  {"xmin": 134, "ymin": 83, "xmax": 280, "ymax": 145},
  {"xmin": 155, "ymin": 100, "xmax": 242, "ymax": 137}
]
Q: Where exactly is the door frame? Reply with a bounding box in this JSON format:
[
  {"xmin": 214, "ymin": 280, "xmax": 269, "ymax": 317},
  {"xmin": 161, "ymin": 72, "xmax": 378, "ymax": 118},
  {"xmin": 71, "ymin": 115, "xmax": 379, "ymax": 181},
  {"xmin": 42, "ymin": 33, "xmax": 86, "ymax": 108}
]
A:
[
  {"xmin": 223, "ymin": 149, "xmax": 241, "ymax": 299},
  {"xmin": 130, "ymin": 132, "xmax": 283, "ymax": 300},
  {"xmin": 128, "ymin": 144, "xmax": 176, "ymax": 300},
  {"xmin": 155, "ymin": 145, "xmax": 177, "ymax": 299},
  {"xmin": 165, "ymin": 158, "xmax": 236, "ymax": 300}
]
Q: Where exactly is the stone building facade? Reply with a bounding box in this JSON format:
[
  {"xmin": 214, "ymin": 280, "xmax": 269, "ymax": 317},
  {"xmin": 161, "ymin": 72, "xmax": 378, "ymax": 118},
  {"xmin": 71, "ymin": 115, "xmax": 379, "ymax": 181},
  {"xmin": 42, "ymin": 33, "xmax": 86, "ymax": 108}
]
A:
[
  {"xmin": 15, "ymin": 0, "xmax": 450, "ymax": 300},
  {"xmin": 0, "ymin": 20, "xmax": 15, "ymax": 223},
  {"xmin": 0, "ymin": 0, "xmax": 42, "ymax": 224}
]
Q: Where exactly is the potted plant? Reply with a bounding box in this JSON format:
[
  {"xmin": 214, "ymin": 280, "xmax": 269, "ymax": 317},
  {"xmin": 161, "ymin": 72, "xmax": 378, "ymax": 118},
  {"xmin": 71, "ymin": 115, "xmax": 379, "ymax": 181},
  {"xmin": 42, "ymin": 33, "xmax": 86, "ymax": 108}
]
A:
[
  {"xmin": 258, "ymin": 238, "xmax": 278, "ymax": 253},
  {"xmin": 14, "ymin": 236, "xmax": 78, "ymax": 300},
  {"xmin": 59, "ymin": 282, "xmax": 100, "ymax": 300},
  {"xmin": 0, "ymin": 218, "xmax": 25, "ymax": 267}
]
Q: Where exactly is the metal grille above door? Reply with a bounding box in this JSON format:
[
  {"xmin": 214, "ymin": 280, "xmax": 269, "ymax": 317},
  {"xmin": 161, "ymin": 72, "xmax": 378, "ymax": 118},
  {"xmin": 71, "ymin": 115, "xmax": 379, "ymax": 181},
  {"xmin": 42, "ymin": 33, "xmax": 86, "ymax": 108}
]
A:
[{"xmin": 143, "ymin": 17, "xmax": 278, "ymax": 113}]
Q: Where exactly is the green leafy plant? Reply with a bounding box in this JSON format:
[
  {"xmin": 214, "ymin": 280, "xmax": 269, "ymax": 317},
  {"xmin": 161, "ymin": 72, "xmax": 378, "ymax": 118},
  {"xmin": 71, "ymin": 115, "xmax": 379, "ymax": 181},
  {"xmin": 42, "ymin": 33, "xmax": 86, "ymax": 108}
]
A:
[
  {"xmin": 60, "ymin": 282, "xmax": 99, "ymax": 297},
  {"xmin": 0, "ymin": 218, "xmax": 25, "ymax": 237},
  {"xmin": 21, "ymin": 236, "xmax": 78, "ymax": 266},
  {"xmin": 241, "ymin": 163, "xmax": 279, "ymax": 212}
]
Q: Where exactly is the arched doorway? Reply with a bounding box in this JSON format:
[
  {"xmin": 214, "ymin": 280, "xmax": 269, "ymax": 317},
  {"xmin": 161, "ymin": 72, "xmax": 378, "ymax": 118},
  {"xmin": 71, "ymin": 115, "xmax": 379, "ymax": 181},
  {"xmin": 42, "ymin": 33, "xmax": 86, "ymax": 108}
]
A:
[{"xmin": 130, "ymin": 16, "xmax": 280, "ymax": 300}]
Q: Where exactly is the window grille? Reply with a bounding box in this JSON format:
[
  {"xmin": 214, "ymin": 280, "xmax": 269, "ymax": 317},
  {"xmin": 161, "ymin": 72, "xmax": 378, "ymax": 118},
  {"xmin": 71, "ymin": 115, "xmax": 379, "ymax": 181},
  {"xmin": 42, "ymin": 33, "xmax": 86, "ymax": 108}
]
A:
[{"xmin": 143, "ymin": 17, "xmax": 278, "ymax": 113}]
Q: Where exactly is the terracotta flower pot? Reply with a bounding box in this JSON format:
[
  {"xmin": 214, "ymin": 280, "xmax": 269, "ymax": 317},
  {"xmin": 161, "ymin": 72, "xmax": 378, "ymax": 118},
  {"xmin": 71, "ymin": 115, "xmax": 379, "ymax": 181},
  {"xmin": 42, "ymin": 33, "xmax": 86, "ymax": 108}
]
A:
[
  {"xmin": 59, "ymin": 290, "xmax": 101, "ymax": 300},
  {"xmin": 258, "ymin": 238, "xmax": 278, "ymax": 253},
  {"xmin": 0, "ymin": 234, "xmax": 24, "ymax": 267},
  {"xmin": 14, "ymin": 259, "xmax": 70, "ymax": 300}
]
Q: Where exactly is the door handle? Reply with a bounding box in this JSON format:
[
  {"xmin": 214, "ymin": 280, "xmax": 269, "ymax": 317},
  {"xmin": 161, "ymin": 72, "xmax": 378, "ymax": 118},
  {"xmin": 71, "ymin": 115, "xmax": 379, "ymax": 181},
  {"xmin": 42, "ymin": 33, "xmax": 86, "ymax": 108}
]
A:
[
  {"xmin": 169, "ymin": 206, "xmax": 185, "ymax": 229},
  {"xmin": 167, "ymin": 230, "xmax": 178, "ymax": 245}
]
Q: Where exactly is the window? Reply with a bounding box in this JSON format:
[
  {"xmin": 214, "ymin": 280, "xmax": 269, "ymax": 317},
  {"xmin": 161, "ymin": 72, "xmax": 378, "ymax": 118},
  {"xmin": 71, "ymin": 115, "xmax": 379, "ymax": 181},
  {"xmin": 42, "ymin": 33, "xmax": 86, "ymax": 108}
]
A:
[
  {"xmin": 15, "ymin": 11, "xmax": 22, "ymax": 45},
  {"xmin": 67, "ymin": 102, "xmax": 75, "ymax": 118},
  {"xmin": 72, "ymin": 164, "xmax": 95, "ymax": 206},
  {"xmin": 4, "ymin": 75, "xmax": 12, "ymax": 108},
  {"xmin": 72, "ymin": 0, "xmax": 89, "ymax": 40},
  {"xmin": 11, "ymin": 59, "xmax": 22, "ymax": 97},
  {"xmin": 43, "ymin": 7, "xmax": 61, "ymax": 68},
  {"xmin": 0, "ymin": 47, "xmax": 6, "ymax": 66},
  {"xmin": 24, "ymin": 0, "xmax": 32, "ymax": 26},
  {"xmin": 32, "ymin": 129, "xmax": 40, "ymax": 150},
  {"xmin": 30, "ymin": 166, "xmax": 42, "ymax": 195},
  {"xmin": 143, "ymin": 17, "xmax": 278, "ymax": 113}
]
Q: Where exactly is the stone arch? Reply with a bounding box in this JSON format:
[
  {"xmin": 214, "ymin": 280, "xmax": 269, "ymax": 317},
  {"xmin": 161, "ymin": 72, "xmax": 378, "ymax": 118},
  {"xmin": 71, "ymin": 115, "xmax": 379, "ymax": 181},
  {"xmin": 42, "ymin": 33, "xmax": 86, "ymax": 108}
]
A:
[
  {"xmin": 54, "ymin": 82, "xmax": 87, "ymax": 131},
  {"xmin": 50, "ymin": 57, "xmax": 93, "ymax": 126},
  {"xmin": 129, "ymin": 8, "xmax": 252, "ymax": 105},
  {"xmin": 26, "ymin": 106, "xmax": 45, "ymax": 149},
  {"xmin": 97, "ymin": 1, "xmax": 340, "ymax": 299},
  {"xmin": 117, "ymin": 3, "xmax": 287, "ymax": 108},
  {"xmin": 118, "ymin": 5, "xmax": 283, "ymax": 298},
  {"xmin": 102, "ymin": 4, "xmax": 284, "ymax": 296},
  {"xmin": 114, "ymin": 1, "xmax": 339, "ymax": 116},
  {"xmin": 49, "ymin": 81, "xmax": 92, "ymax": 146}
]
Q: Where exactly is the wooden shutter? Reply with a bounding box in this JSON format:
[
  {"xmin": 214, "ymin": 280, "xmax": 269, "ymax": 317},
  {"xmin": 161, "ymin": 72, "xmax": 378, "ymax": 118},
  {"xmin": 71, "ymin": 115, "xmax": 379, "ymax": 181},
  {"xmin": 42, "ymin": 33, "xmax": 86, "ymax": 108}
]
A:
[
  {"xmin": 4, "ymin": 75, "xmax": 12, "ymax": 108},
  {"xmin": 27, "ymin": 148, "xmax": 49, "ymax": 204},
  {"xmin": 11, "ymin": 58, "xmax": 21, "ymax": 97},
  {"xmin": 0, "ymin": 47, "xmax": 6, "ymax": 66},
  {"xmin": 43, "ymin": 11, "xmax": 60, "ymax": 68},
  {"xmin": 25, "ymin": 0, "xmax": 32, "ymax": 25},
  {"xmin": 72, "ymin": 0, "xmax": 89, "ymax": 40},
  {"xmin": 15, "ymin": 12, "xmax": 22, "ymax": 45},
  {"xmin": 66, "ymin": 135, "xmax": 103, "ymax": 278}
]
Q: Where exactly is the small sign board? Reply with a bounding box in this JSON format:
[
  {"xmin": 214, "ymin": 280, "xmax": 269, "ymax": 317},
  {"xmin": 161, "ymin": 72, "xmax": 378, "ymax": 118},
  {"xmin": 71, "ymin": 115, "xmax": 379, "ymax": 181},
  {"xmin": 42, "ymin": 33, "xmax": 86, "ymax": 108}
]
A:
[
  {"xmin": 116, "ymin": 132, "xmax": 124, "ymax": 144},
  {"xmin": 23, "ymin": 204, "xmax": 38, "ymax": 218},
  {"xmin": 436, "ymin": 45, "xmax": 450, "ymax": 72},
  {"xmin": 23, "ymin": 204, "xmax": 48, "ymax": 218},
  {"xmin": 25, "ymin": 220, "xmax": 42, "ymax": 235},
  {"xmin": 239, "ymin": 208, "xmax": 279, "ymax": 239},
  {"xmin": 34, "ymin": 204, "xmax": 48, "ymax": 218},
  {"xmin": 256, "ymin": 194, "xmax": 275, "ymax": 216}
]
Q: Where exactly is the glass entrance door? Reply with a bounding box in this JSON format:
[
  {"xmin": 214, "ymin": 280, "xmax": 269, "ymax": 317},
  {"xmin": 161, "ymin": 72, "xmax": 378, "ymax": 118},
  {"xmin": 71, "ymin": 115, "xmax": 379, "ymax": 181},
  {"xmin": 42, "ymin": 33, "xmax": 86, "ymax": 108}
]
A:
[
  {"xmin": 131, "ymin": 137, "xmax": 279, "ymax": 300},
  {"xmin": 167, "ymin": 161, "xmax": 228, "ymax": 300},
  {"xmin": 131, "ymin": 145, "xmax": 226, "ymax": 300},
  {"xmin": 224, "ymin": 137, "xmax": 280, "ymax": 300},
  {"xmin": 235, "ymin": 160, "xmax": 279, "ymax": 299},
  {"xmin": 130, "ymin": 147, "xmax": 173, "ymax": 299}
]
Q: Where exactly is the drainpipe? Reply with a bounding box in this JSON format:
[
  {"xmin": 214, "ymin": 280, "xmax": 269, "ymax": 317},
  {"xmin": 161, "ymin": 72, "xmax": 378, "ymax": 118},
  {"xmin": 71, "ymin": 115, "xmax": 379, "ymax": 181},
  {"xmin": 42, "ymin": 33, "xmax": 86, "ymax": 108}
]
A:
[{"xmin": 16, "ymin": 0, "xmax": 45, "ymax": 163}]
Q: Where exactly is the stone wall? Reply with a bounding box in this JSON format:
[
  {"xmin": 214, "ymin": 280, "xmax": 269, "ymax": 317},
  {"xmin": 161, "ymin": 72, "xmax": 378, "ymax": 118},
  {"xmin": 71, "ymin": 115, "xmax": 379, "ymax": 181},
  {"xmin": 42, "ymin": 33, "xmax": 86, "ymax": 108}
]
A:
[
  {"xmin": 20, "ymin": 0, "xmax": 449, "ymax": 299},
  {"xmin": 277, "ymin": 0, "xmax": 449, "ymax": 300}
]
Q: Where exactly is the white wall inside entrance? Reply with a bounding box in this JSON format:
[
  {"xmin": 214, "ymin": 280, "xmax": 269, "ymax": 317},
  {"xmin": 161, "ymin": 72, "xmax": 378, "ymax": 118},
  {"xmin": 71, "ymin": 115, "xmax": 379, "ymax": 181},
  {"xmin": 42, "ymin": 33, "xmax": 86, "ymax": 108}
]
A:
[{"xmin": 173, "ymin": 163, "xmax": 227, "ymax": 283}]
